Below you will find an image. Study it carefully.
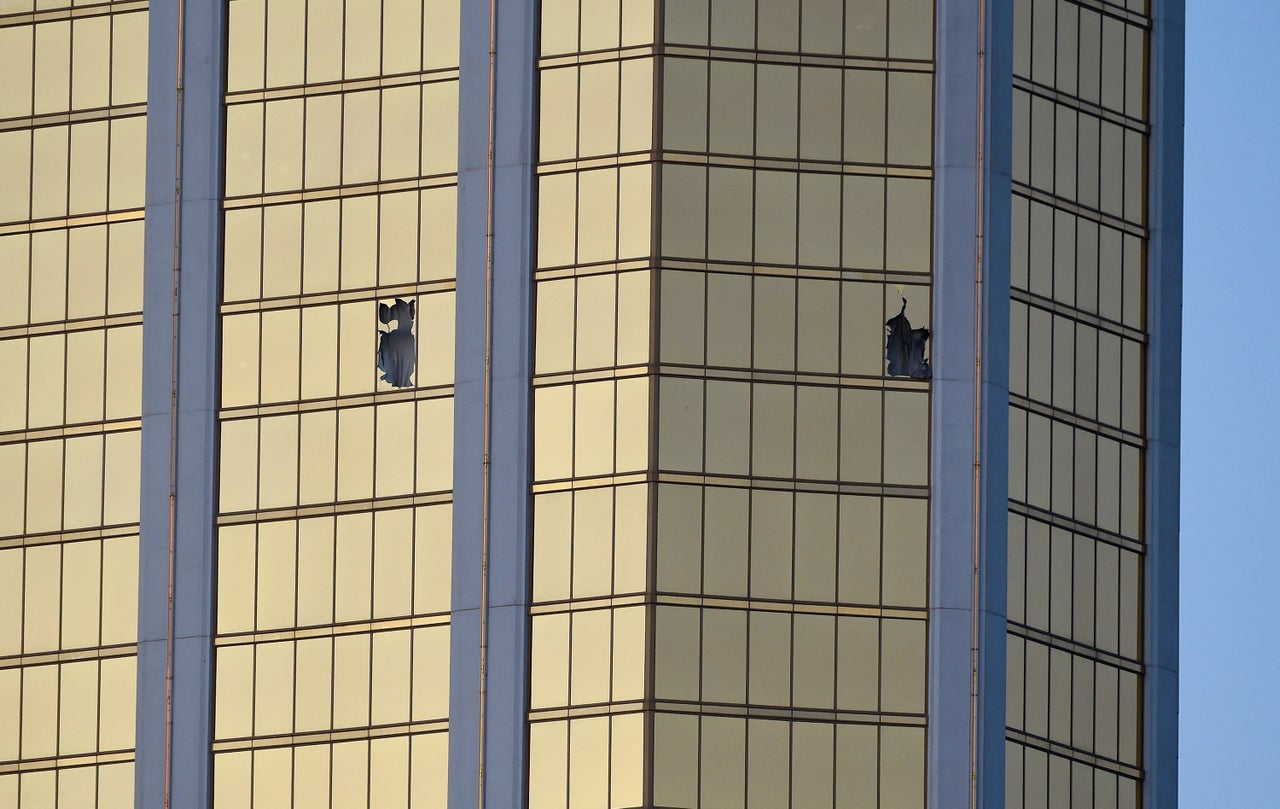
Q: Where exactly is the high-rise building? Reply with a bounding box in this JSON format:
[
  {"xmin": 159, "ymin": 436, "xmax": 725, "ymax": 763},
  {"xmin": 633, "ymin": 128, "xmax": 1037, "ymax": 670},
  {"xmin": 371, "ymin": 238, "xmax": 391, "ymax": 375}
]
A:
[{"xmin": 0, "ymin": 0, "xmax": 1181, "ymax": 806}]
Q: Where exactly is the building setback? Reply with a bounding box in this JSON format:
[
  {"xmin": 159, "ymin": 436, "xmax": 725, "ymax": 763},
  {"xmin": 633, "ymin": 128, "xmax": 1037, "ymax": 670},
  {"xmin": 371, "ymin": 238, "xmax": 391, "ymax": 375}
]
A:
[{"xmin": 0, "ymin": 0, "xmax": 1180, "ymax": 807}]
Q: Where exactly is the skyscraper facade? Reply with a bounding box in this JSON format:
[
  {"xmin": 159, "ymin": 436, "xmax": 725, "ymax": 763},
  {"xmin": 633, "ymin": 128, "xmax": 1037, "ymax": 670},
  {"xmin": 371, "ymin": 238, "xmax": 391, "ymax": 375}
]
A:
[{"xmin": 0, "ymin": 0, "xmax": 1181, "ymax": 807}]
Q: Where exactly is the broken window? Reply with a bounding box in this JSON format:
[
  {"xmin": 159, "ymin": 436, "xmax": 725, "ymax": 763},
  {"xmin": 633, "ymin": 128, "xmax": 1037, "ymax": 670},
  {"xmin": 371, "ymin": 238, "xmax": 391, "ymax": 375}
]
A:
[
  {"xmin": 377, "ymin": 298, "xmax": 417, "ymax": 388},
  {"xmin": 885, "ymin": 295, "xmax": 931, "ymax": 380}
]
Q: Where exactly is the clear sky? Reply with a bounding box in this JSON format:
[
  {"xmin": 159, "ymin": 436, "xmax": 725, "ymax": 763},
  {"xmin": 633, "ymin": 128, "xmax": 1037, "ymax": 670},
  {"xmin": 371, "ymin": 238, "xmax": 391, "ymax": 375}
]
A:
[{"xmin": 1180, "ymin": 0, "xmax": 1280, "ymax": 803}]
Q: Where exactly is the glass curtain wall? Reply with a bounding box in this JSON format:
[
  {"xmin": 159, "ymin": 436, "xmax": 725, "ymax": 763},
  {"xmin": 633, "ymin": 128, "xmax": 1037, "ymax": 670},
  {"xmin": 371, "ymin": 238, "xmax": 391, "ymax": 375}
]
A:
[
  {"xmin": 1004, "ymin": 1, "xmax": 1149, "ymax": 807},
  {"xmin": 0, "ymin": 1, "xmax": 148, "ymax": 805},
  {"xmin": 528, "ymin": 0, "xmax": 656, "ymax": 805},
  {"xmin": 530, "ymin": 0, "xmax": 935, "ymax": 806},
  {"xmin": 211, "ymin": 0, "xmax": 459, "ymax": 805}
]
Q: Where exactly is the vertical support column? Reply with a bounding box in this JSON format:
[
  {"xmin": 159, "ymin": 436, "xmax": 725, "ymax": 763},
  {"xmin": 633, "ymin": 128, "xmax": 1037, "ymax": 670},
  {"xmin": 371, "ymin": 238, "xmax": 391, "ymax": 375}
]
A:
[
  {"xmin": 136, "ymin": 1, "xmax": 225, "ymax": 807},
  {"xmin": 451, "ymin": 0, "xmax": 538, "ymax": 805},
  {"xmin": 1145, "ymin": 1, "xmax": 1184, "ymax": 807},
  {"xmin": 930, "ymin": 1, "xmax": 1011, "ymax": 806}
]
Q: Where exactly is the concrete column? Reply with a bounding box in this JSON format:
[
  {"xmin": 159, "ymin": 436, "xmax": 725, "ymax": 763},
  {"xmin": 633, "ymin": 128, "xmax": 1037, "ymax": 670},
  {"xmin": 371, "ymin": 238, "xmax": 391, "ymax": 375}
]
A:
[
  {"xmin": 1145, "ymin": 1, "xmax": 1184, "ymax": 806},
  {"xmin": 136, "ymin": 1, "xmax": 225, "ymax": 807},
  {"xmin": 450, "ymin": 0, "xmax": 538, "ymax": 805},
  {"xmin": 929, "ymin": 1, "xmax": 1012, "ymax": 807}
]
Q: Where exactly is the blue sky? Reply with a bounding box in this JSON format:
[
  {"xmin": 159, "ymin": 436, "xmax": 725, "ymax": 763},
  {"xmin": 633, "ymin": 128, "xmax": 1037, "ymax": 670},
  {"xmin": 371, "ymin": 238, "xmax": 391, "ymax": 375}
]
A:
[{"xmin": 1180, "ymin": 0, "xmax": 1280, "ymax": 803}]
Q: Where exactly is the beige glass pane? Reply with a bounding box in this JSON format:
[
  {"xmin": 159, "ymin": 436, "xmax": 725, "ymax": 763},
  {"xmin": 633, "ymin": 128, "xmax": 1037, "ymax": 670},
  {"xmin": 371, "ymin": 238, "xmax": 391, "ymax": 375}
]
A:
[
  {"xmin": 580, "ymin": 0, "xmax": 620, "ymax": 50},
  {"xmin": 227, "ymin": 0, "xmax": 266, "ymax": 91},
  {"xmin": 748, "ymin": 610, "xmax": 791, "ymax": 705},
  {"xmin": 28, "ymin": 334, "xmax": 66, "ymax": 429},
  {"xmin": 660, "ymin": 269, "xmax": 705, "ymax": 364},
  {"xmin": 264, "ymin": 99, "xmax": 305, "ymax": 194},
  {"xmin": 574, "ymin": 380, "xmax": 615, "ymax": 476},
  {"xmin": 294, "ymin": 637, "xmax": 334, "ymax": 732},
  {"xmin": 577, "ymin": 168, "xmax": 619, "ymax": 264},
  {"xmin": 701, "ymin": 607, "xmax": 747, "ymax": 703},
  {"xmin": 748, "ymin": 718, "xmax": 790, "ymax": 807},
  {"xmin": 703, "ymin": 486, "xmax": 748, "ymax": 597},
  {"xmin": 217, "ymin": 526, "xmax": 255, "ymax": 634},
  {"xmin": 213, "ymin": 752, "xmax": 251, "ymax": 809},
  {"xmin": 660, "ymin": 164, "xmax": 707, "ymax": 259},
  {"xmin": 540, "ymin": 67, "xmax": 577, "ymax": 163},
  {"xmin": 110, "ymin": 11, "xmax": 148, "ymax": 106},
  {"xmin": 382, "ymin": 87, "xmax": 422, "ymax": 183},
  {"xmin": 265, "ymin": 0, "xmax": 305, "ymax": 88},
  {"xmin": 885, "ymin": 177, "xmax": 931, "ymax": 272},
  {"xmin": 29, "ymin": 229, "xmax": 66, "ymax": 325},
  {"xmin": 290, "ymin": 745, "xmax": 332, "ymax": 809},
  {"xmin": 652, "ymin": 713, "xmax": 698, "ymax": 807},
  {"xmin": 63, "ymin": 435, "xmax": 104, "ymax": 529},
  {"xmin": 332, "ymin": 635, "xmax": 372, "ymax": 728},
  {"xmin": 705, "ymin": 271, "xmax": 751, "ymax": 367},
  {"xmin": 0, "ymin": 27, "xmax": 33, "ymax": 119},
  {"xmin": 528, "ymin": 721, "xmax": 568, "ymax": 809},
  {"xmin": 757, "ymin": 0, "xmax": 799, "ymax": 49},
  {"xmin": 794, "ymin": 492, "xmax": 836, "ymax": 601},
  {"xmin": 254, "ymin": 640, "xmax": 294, "ymax": 735},
  {"xmin": 839, "ymin": 388, "xmax": 882, "ymax": 483},
  {"xmin": 796, "ymin": 386, "xmax": 838, "ymax": 480},
  {"xmin": 612, "ymin": 485, "xmax": 648, "ymax": 594},
  {"xmin": 793, "ymin": 722, "xmax": 835, "ymax": 809},
  {"xmin": 252, "ymin": 748, "xmax": 293, "ymax": 809},
  {"xmin": 881, "ymin": 726, "xmax": 926, "ymax": 809},
  {"xmin": 375, "ymin": 401, "xmax": 415, "ymax": 496},
  {"xmin": 530, "ymin": 612, "xmax": 570, "ymax": 708},
  {"xmin": 572, "ymin": 487, "xmax": 613, "ymax": 598},
  {"xmin": 753, "ymin": 276, "xmax": 796, "ymax": 370},
  {"xmin": 256, "ymin": 520, "xmax": 296, "ymax": 630},
  {"xmin": 704, "ymin": 379, "xmax": 750, "ymax": 475},
  {"xmin": 384, "ymin": 0, "xmax": 423, "ymax": 74},
  {"xmin": 298, "ymin": 411, "xmax": 337, "ymax": 505},
  {"xmin": 619, "ymin": 59, "xmax": 653, "ymax": 154},
  {"xmin": 752, "ymin": 383, "xmax": 795, "ymax": 478},
  {"xmin": 67, "ymin": 225, "xmax": 107, "ymax": 320},
  {"xmin": 342, "ymin": 91, "xmax": 381, "ymax": 185},
  {"xmin": 332, "ymin": 741, "xmax": 370, "ymax": 809},
  {"xmin": 656, "ymin": 484, "xmax": 701, "ymax": 594},
  {"xmin": 0, "ymin": 132, "xmax": 32, "ymax": 224},
  {"xmin": 836, "ymin": 723, "xmax": 879, "ymax": 806},
  {"xmin": 655, "ymin": 605, "xmax": 700, "ymax": 700},
  {"xmin": 421, "ymin": 80, "xmax": 459, "ymax": 176},
  {"xmin": 24, "ymin": 543, "xmax": 61, "ymax": 652},
  {"xmin": 69, "ymin": 121, "xmax": 109, "ymax": 215},
  {"xmin": 224, "ymin": 103, "xmax": 264, "ymax": 197},
  {"xmin": 612, "ymin": 605, "xmax": 646, "ymax": 701},
  {"xmin": 701, "ymin": 715, "xmax": 745, "ymax": 806},
  {"xmin": 576, "ymin": 273, "xmax": 617, "ymax": 370},
  {"xmin": 337, "ymin": 404, "xmax": 375, "ymax": 500},
  {"xmin": 664, "ymin": 57, "xmax": 707, "ymax": 153},
  {"xmin": 416, "ymin": 398, "xmax": 454, "ymax": 493},
  {"xmin": 31, "ymin": 124, "xmax": 69, "ymax": 219},
  {"xmin": 883, "ymin": 390, "xmax": 928, "ymax": 486},
  {"xmin": 793, "ymin": 613, "xmax": 835, "ymax": 708},
  {"xmin": 570, "ymin": 609, "xmax": 611, "ymax": 705},
  {"xmin": 533, "ymin": 491, "xmax": 572, "ymax": 602},
  {"xmin": 706, "ymin": 168, "xmax": 753, "ymax": 266},
  {"xmin": 754, "ymin": 170, "xmax": 797, "ymax": 265},
  {"xmin": 371, "ymin": 629, "xmax": 412, "ymax": 725},
  {"xmin": 60, "ymin": 540, "xmax": 101, "ymax": 649},
  {"xmin": 410, "ymin": 625, "xmax": 449, "ymax": 721},
  {"xmin": 616, "ymin": 271, "xmax": 650, "ymax": 366},
  {"xmin": 413, "ymin": 505, "xmax": 452, "ymax": 615},
  {"xmin": 100, "ymin": 535, "xmax": 138, "ymax": 644},
  {"xmin": 70, "ymin": 18, "xmax": 112, "ymax": 111},
  {"xmin": 372, "ymin": 510, "xmax": 413, "ymax": 619},
  {"xmin": 370, "ymin": 737, "xmax": 410, "ymax": 808},
  {"xmin": 215, "ymin": 645, "xmax": 253, "ymax": 739},
  {"xmin": 334, "ymin": 512, "xmax": 373, "ymax": 622},
  {"xmin": 0, "ymin": 669, "xmax": 17, "ymax": 759},
  {"xmin": 34, "ymin": 21, "xmax": 71, "ymax": 114},
  {"xmin": 256, "ymin": 308, "xmax": 298, "ymax": 404},
  {"xmin": 537, "ymin": 172, "xmax": 577, "ymax": 268},
  {"xmin": 888, "ymin": 70, "xmax": 933, "ymax": 166},
  {"xmin": 25, "ymin": 438, "xmax": 64, "ymax": 535},
  {"xmin": 580, "ymin": 61, "xmax": 620, "ymax": 157},
  {"xmin": 881, "ymin": 618, "xmax": 926, "ymax": 712},
  {"xmin": 258, "ymin": 414, "xmax": 298, "ymax": 509},
  {"xmin": 750, "ymin": 489, "xmax": 792, "ymax": 599},
  {"xmin": 0, "ymin": 339, "xmax": 25, "ymax": 433},
  {"xmin": 658, "ymin": 376, "xmax": 703, "ymax": 472}
]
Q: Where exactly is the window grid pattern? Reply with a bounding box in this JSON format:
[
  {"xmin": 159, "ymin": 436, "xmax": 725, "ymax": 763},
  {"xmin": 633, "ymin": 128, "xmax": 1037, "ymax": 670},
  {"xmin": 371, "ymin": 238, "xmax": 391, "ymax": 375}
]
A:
[
  {"xmin": 529, "ymin": 0, "xmax": 934, "ymax": 807},
  {"xmin": 1005, "ymin": 1, "xmax": 1149, "ymax": 807},
  {"xmin": 0, "ymin": 2, "xmax": 147, "ymax": 805},
  {"xmin": 212, "ymin": 1, "xmax": 458, "ymax": 806}
]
